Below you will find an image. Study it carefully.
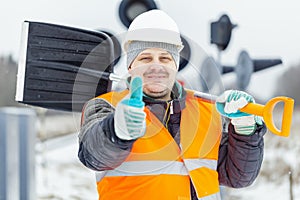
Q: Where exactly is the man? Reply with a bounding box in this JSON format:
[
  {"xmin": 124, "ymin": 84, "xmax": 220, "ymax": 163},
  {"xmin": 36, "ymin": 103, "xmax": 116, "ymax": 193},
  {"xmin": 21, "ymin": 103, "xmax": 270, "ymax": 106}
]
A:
[{"xmin": 78, "ymin": 10, "xmax": 266, "ymax": 200}]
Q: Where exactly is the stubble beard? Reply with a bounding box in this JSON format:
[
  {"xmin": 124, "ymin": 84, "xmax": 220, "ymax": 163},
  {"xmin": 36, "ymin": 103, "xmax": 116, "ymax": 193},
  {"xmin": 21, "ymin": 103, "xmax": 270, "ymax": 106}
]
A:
[{"xmin": 143, "ymin": 81, "xmax": 174, "ymax": 100}]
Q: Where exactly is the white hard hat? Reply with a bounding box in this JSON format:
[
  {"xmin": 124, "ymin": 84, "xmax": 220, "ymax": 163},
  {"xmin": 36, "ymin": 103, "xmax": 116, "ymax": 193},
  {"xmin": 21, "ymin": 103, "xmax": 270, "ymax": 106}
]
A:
[{"xmin": 124, "ymin": 9, "xmax": 183, "ymax": 52}]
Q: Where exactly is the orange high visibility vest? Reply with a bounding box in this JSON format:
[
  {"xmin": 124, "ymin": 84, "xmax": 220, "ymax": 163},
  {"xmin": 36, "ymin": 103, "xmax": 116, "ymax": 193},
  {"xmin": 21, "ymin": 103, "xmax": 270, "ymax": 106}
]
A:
[{"xmin": 95, "ymin": 89, "xmax": 222, "ymax": 200}]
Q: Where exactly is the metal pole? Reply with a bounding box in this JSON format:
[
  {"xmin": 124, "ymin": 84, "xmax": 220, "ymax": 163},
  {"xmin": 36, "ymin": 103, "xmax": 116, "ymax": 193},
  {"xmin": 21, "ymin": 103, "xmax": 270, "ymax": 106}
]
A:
[
  {"xmin": 216, "ymin": 48, "xmax": 223, "ymax": 75},
  {"xmin": 18, "ymin": 108, "xmax": 36, "ymax": 200},
  {"xmin": 289, "ymin": 170, "xmax": 294, "ymax": 200},
  {"xmin": 0, "ymin": 108, "xmax": 20, "ymax": 200},
  {"xmin": 0, "ymin": 107, "xmax": 36, "ymax": 200}
]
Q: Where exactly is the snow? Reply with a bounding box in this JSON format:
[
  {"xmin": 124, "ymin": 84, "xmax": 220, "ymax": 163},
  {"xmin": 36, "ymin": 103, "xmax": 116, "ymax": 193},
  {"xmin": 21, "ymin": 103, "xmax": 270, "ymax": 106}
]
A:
[
  {"xmin": 36, "ymin": 109, "xmax": 300, "ymax": 200},
  {"xmin": 36, "ymin": 134, "xmax": 98, "ymax": 199},
  {"xmin": 226, "ymin": 183, "xmax": 292, "ymax": 200}
]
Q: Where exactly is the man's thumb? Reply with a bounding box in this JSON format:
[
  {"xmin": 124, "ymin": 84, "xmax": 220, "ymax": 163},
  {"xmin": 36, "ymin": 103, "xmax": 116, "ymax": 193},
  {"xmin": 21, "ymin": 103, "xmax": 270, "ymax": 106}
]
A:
[
  {"xmin": 130, "ymin": 76, "xmax": 143, "ymax": 101},
  {"xmin": 123, "ymin": 76, "xmax": 144, "ymax": 108}
]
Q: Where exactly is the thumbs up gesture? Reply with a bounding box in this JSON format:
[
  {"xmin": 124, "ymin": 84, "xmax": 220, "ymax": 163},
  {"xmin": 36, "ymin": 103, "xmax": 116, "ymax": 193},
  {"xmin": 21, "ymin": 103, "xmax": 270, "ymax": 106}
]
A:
[{"xmin": 114, "ymin": 77, "xmax": 146, "ymax": 140}]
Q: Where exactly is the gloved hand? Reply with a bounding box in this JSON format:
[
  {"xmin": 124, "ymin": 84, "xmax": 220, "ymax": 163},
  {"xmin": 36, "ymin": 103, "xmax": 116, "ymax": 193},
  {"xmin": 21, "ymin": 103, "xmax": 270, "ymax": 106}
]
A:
[
  {"xmin": 216, "ymin": 90, "xmax": 263, "ymax": 135},
  {"xmin": 114, "ymin": 76, "xmax": 146, "ymax": 140}
]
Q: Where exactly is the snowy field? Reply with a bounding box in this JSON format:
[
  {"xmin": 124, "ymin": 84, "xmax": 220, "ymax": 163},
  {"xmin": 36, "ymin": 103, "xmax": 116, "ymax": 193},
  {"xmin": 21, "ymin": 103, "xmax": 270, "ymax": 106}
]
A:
[
  {"xmin": 35, "ymin": 108, "xmax": 300, "ymax": 200},
  {"xmin": 36, "ymin": 134, "xmax": 98, "ymax": 200}
]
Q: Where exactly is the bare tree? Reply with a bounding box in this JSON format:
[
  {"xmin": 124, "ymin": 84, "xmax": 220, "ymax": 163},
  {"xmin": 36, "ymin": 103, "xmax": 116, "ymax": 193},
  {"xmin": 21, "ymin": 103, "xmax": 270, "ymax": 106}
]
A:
[
  {"xmin": 0, "ymin": 55, "xmax": 18, "ymax": 107},
  {"xmin": 273, "ymin": 63, "xmax": 300, "ymax": 105}
]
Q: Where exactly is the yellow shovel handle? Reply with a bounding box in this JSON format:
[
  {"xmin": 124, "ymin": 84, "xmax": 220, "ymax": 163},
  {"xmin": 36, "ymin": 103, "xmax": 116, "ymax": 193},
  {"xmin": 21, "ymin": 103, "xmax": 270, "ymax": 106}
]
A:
[{"xmin": 240, "ymin": 97, "xmax": 294, "ymax": 137}]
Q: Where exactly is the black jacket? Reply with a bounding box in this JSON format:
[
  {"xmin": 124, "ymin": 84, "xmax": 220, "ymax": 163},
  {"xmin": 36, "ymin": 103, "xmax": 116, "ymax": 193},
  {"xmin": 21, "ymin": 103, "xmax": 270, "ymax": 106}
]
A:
[{"xmin": 78, "ymin": 86, "xmax": 266, "ymax": 198}]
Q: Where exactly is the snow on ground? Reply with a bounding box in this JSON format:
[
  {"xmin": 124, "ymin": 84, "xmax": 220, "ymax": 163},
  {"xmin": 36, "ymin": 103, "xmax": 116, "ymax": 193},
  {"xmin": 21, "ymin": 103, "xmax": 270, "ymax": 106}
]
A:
[
  {"xmin": 35, "ymin": 108, "xmax": 300, "ymax": 200},
  {"xmin": 36, "ymin": 134, "xmax": 98, "ymax": 200}
]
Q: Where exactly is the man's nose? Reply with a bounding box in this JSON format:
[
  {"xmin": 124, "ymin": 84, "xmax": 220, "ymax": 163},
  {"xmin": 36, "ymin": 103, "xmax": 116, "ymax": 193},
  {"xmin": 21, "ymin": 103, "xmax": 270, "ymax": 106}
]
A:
[
  {"xmin": 147, "ymin": 63, "xmax": 165, "ymax": 71},
  {"xmin": 151, "ymin": 57, "xmax": 163, "ymax": 65}
]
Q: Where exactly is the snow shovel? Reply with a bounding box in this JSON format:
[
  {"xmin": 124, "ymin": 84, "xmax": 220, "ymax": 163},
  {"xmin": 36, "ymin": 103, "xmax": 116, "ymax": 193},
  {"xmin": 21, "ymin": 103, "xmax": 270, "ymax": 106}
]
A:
[{"xmin": 15, "ymin": 21, "xmax": 120, "ymax": 112}]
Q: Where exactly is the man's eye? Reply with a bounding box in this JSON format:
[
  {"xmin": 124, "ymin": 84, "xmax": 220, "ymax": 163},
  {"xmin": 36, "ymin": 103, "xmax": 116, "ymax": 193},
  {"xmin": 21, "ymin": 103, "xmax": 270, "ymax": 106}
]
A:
[
  {"xmin": 161, "ymin": 57, "xmax": 172, "ymax": 61},
  {"xmin": 139, "ymin": 57, "xmax": 151, "ymax": 61}
]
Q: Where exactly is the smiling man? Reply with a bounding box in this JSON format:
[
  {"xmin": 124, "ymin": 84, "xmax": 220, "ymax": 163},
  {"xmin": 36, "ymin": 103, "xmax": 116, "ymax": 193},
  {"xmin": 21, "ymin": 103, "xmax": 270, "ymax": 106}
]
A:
[
  {"xmin": 78, "ymin": 10, "xmax": 266, "ymax": 200},
  {"xmin": 128, "ymin": 47, "xmax": 178, "ymax": 100}
]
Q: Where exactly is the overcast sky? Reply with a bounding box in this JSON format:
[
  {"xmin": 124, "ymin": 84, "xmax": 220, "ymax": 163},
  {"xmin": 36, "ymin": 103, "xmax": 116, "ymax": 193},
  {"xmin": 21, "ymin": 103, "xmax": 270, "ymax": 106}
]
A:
[
  {"xmin": 2, "ymin": 0, "xmax": 300, "ymax": 65},
  {"xmin": 1, "ymin": 0, "xmax": 300, "ymax": 99}
]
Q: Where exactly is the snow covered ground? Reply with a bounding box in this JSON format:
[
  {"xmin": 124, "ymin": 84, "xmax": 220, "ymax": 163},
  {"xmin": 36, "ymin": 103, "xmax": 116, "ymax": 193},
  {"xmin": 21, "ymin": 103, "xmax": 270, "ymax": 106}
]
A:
[
  {"xmin": 35, "ymin": 108, "xmax": 300, "ymax": 200},
  {"xmin": 36, "ymin": 134, "xmax": 98, "ymax": 200}
]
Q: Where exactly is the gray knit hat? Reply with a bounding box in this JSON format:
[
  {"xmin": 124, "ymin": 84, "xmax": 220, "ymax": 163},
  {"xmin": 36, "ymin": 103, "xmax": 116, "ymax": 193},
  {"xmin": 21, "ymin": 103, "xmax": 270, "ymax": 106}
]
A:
[{"xmin": 127, "ymin": 41, "xmax": 180, "ymax": 69}]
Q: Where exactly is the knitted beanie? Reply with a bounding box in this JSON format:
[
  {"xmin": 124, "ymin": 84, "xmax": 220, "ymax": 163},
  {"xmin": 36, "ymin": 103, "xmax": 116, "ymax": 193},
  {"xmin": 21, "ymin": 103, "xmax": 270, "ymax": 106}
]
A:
[{"xmin": 127, "ymin": 41, "xmax": 180, "ymax": 69}]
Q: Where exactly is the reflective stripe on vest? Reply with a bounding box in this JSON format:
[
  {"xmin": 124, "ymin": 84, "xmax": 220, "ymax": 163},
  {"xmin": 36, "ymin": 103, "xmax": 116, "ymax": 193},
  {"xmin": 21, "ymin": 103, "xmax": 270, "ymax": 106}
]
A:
[
  {"xmin": 198, "ymin": 192, "xmax": 221, "ymax": 200},
  {"xmin": 95, "ymin": 89, "xmax": 222, "ymax": 200},
  {"xmin": 183, "ymin": 159, "xmax": 217, "ymax": 171},
  {"xmin": 96, "ymin": 159, "xmax": 217, "ymax": 180},
  {"xmin": 98, "ymin": 161, "xmax": 188, "ymax": 178}
]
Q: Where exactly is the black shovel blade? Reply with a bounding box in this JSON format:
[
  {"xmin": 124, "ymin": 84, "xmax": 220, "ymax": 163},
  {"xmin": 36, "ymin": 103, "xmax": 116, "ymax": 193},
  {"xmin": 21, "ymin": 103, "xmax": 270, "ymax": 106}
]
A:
[{"xmin": 16, "ymin": 21, "xmax": 114, "ymax": 112}]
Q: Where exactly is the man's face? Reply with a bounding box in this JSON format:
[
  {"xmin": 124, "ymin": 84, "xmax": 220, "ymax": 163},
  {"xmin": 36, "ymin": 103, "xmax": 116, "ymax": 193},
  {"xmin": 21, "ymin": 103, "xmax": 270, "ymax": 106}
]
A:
[{"xmin": 128, "ymin": 48, "xmax": 178, "ymax": 100}]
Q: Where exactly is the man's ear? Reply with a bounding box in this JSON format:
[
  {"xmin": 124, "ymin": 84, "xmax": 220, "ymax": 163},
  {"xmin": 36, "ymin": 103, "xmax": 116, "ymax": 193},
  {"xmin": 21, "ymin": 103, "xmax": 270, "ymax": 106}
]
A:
[
  {"xmin": 127, "ymin": 76, "xmax": 132, "ymax": 84},
  {"xmin": 128, "ymin": 61, "xmax": 134, "ymax": 70}
]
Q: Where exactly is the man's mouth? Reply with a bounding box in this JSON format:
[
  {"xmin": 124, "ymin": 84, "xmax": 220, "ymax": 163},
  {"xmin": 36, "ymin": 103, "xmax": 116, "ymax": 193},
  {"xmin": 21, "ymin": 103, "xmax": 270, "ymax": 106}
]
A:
[{"xmin": 145, "ymin": 75, "xmax": 167, "ymax": 79}]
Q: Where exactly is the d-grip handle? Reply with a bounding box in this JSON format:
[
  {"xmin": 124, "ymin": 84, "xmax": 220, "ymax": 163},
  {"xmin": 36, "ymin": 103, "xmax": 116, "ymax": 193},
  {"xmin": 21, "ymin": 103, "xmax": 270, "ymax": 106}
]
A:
[{"xmin": 239, "ymin": 96, "xmax": 294, "ymax": 137}]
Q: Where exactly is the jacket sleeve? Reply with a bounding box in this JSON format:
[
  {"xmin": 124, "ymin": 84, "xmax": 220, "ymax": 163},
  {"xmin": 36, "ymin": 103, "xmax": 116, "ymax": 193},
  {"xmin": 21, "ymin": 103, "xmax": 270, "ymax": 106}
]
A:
[
  {"xmin": 78, "ymin": 98, "xmax": 135, "ymax": 171},
  {"xmin": 217, "ymin": 117, "xmax": 267, "ymax": 188}
]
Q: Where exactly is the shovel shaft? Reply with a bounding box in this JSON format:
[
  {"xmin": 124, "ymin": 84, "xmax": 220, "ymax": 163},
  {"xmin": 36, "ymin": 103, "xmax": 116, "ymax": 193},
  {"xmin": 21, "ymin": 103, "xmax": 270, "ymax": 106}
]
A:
[{"xmin": 239, "ymin": 103, "xmax": 264, "ymax": 116}]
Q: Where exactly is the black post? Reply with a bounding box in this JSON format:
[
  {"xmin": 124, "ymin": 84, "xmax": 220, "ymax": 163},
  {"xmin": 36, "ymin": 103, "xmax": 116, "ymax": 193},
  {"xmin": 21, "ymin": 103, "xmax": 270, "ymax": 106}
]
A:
[{"xmin": 289, "ymin": 170, "xmax": 294, "ymax": 200}]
